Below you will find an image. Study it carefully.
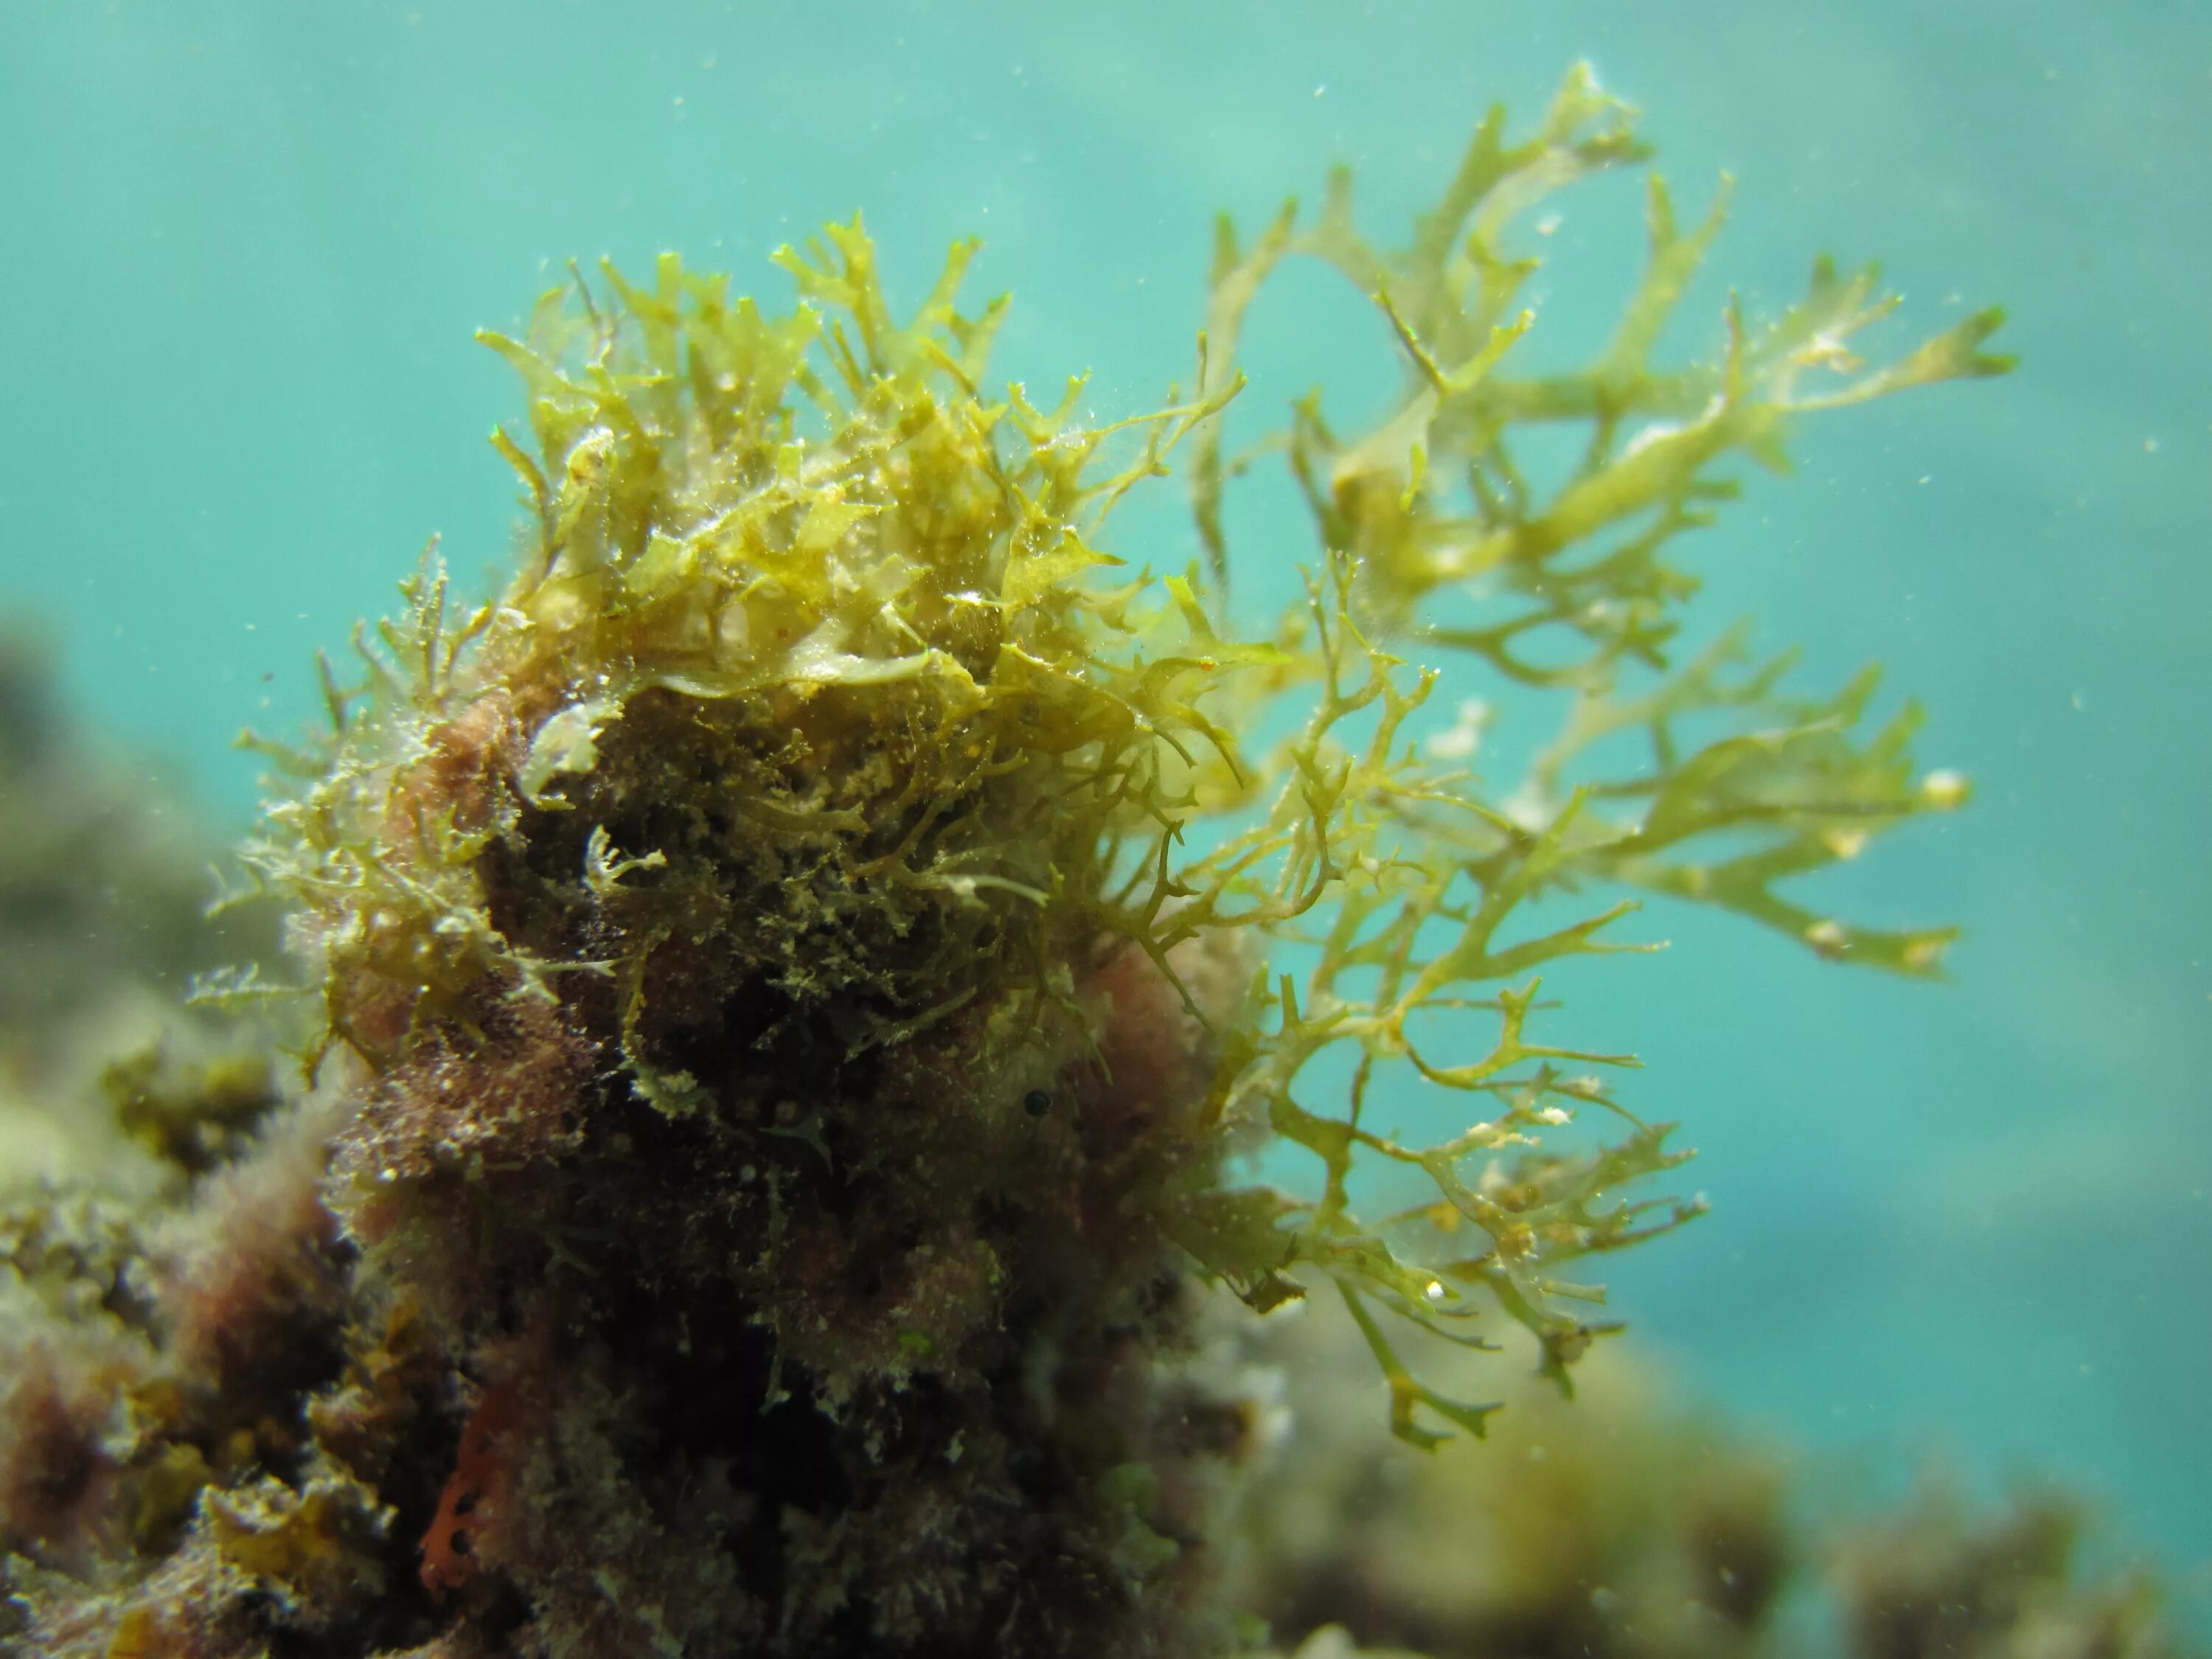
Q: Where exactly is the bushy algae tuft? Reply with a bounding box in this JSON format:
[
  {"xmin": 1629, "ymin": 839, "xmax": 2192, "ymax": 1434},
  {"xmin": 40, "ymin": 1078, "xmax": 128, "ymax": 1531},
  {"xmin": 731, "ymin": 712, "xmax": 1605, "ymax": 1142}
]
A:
[{"xmin": 3, "ymin": 67, "xmax": 2006, "ymax": 1659}]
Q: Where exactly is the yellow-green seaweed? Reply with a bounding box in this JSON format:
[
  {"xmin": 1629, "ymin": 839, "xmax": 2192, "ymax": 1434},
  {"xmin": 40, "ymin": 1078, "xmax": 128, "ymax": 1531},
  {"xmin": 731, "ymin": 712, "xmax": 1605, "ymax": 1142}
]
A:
[
  {"xmin": 6, "ymin": 65, "xmax": 2014, "ymax": 1659},
  {"xmin": 230, "ymin": 65, "xmax": 2000, "ymax": 1444}
]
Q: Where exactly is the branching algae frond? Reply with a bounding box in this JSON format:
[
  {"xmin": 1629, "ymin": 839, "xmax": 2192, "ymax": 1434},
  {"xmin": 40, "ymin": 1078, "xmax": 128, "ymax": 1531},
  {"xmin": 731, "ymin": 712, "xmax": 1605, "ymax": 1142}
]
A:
[{"xmin": 5, "ymin": 67, "xmax": 2003, "ymax": 1659}]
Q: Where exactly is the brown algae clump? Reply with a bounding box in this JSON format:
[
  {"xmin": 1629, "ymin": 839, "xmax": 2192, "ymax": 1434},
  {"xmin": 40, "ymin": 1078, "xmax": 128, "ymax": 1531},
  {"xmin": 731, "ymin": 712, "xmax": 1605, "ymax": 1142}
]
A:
[{"xmin": 4, "ymin": 68, "xmax": 2008, "ymax": 1659}]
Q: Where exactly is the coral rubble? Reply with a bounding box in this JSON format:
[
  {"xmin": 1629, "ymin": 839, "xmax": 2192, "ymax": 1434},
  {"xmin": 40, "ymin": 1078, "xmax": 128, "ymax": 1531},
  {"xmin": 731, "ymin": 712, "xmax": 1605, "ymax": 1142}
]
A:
[
  {"xmin": 0, "ymin": 629, "xmax": 279, "ymax": 1192},
  {"xmin": 1237, "ymin": 1321, "xmax": 2197, "ymax": 1659}
]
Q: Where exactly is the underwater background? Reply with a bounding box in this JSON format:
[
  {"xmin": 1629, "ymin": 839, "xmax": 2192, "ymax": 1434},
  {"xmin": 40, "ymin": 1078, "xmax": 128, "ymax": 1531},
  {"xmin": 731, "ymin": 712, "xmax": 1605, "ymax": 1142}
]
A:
[{"xmin": 2, "ymin": 0, "xmax": 2206, "ymax": 1637}]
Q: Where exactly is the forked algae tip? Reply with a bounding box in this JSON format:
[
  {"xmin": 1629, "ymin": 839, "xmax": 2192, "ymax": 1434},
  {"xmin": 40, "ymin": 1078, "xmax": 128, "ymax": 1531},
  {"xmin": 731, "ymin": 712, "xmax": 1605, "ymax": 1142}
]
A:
[{"xmin": 4, "ymin": 65, "xmax": 2008, "ymax": 1659}]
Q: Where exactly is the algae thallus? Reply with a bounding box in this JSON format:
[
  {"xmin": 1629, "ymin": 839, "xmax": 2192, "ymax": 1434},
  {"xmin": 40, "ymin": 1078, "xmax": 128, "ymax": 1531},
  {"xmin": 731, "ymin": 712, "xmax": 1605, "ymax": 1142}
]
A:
[{"xmin": 1, "ymin": 69, "xmax": 2006, "ymax": 1659}]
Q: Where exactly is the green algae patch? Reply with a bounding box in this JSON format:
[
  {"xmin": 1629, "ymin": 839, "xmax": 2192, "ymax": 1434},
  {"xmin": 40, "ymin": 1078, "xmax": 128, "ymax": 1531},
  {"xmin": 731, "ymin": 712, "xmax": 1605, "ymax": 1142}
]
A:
[{"xmin": 10, "ymin": 64, "xmax": 2011, "ymax": 1659}]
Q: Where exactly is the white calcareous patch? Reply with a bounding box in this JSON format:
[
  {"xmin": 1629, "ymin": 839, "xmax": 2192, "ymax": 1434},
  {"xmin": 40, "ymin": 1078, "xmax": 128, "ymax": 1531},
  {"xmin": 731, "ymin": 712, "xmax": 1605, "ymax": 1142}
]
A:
[{"xmin": 515, "ymin": 697, "xmax": 622, "ymax": 804}]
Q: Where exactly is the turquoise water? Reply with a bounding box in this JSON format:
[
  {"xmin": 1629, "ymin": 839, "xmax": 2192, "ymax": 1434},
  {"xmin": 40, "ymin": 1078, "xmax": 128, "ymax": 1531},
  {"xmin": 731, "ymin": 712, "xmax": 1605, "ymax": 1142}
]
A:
[{"xmin": 4, "ymin": 0, "xmax": 2206, "ymax": 1624}]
